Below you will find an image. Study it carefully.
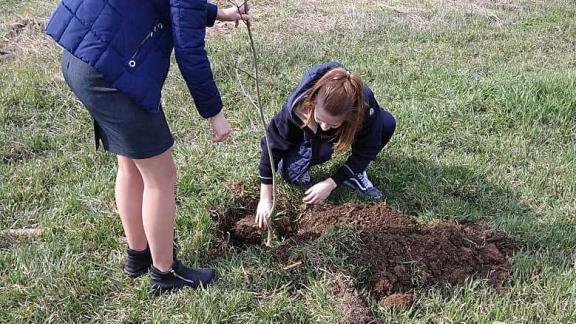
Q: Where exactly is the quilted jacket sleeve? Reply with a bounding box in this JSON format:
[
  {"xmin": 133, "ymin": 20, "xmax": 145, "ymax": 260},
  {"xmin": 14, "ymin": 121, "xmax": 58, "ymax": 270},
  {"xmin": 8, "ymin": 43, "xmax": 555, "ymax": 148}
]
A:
[
  {"xmin": 206, "ymin": 3, "xmax": 218, "ymax": 27},
  {"xmin": 170, "ymin": 0, "xmax": 222, "ymax": 118}
]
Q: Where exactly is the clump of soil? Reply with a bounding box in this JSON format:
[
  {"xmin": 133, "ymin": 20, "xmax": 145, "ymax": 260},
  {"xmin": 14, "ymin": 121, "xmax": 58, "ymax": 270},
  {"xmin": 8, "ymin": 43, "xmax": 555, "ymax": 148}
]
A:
[
  {"xmin": 230, "ymin": 214, "xmax": 297, "ymax": 246},
  {"xmin": 231, "ymin": 216, "xmax": 263, "ymax": 245},
  {"xmin": 217, "ymin": 201, "xmax": 513, "ymax": 305},
  {"xmin": 380, "ymin": 293, "xmax": 414, "ymax": 310},
  {"xmin": 213, "ymin": 196, "xmax": 298, "ymax": 248},
  {"xmin": 298, "ymin": 204, "xmax": 513, "ymax": 299}
]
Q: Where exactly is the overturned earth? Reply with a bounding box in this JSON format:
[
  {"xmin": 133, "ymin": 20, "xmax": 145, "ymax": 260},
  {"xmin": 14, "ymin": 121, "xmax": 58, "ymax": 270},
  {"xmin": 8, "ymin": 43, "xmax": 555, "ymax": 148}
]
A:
[{"xmin": 215, "ymin": 201, "xmax": 513, "ymax": 311}]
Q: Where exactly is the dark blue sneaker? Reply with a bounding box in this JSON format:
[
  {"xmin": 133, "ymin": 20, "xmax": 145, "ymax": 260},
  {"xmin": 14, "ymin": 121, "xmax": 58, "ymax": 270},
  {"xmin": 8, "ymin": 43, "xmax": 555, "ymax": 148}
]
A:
[
  {"xmin": 343, "ymin": 171, "xmax": 383, "ymax": 200},
  {"xmin": 150, "ymin": 259, "xmax": 216, "ymax": 294}
]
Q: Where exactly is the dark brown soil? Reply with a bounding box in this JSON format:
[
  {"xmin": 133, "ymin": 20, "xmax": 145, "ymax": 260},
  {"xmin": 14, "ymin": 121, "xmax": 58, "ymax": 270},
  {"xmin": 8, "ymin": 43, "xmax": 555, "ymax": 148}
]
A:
[
  {"xmin": 231, "ymin": 215, "xmax": 268, "ymax": 245},
  {"xmin": 298, "ymin": 204, "xmax": 513, "ymax": 298},
  {"xmin": 213, "ymin": 197, "xmax": 298, "ymax": 248},
  {"xmin": 217, "ymin": 201, "xmax": 513, "ymax": 307}
]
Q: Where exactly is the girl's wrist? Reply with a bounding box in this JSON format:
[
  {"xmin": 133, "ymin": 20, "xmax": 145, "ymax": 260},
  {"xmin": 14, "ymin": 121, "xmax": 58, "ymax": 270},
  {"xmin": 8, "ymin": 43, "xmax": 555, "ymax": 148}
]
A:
[
  {"xmin": 260, "ymin": 184, "xmax": 273, "ymax": 201},
  {"xmin": 209, "ymin": 109, "xmax": 224, "ymax": 122},
  {"xmin": 216, "ymin": 8, "xmax": 225, "ymax": 21},
  {"xmin": 326, "ymin": 178, "xmax": 337, "ymax": 189},
  {"xmin": 217, "ymin": 7, "xmax": 236, "ymax": 22}
]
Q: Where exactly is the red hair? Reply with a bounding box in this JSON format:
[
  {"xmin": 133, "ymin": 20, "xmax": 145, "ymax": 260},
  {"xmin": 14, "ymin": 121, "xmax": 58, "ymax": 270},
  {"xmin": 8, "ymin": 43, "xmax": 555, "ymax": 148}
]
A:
[{"xmin": 298, "ymin": 67, "xmax": 365, "ymax": 152}]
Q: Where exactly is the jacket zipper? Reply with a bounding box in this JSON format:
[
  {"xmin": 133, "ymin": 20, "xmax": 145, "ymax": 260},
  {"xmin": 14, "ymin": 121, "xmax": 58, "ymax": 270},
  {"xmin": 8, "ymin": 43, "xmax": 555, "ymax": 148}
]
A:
[{"xmin": 128, "ymin": 22, "xmax": 163, "ymax": 68}]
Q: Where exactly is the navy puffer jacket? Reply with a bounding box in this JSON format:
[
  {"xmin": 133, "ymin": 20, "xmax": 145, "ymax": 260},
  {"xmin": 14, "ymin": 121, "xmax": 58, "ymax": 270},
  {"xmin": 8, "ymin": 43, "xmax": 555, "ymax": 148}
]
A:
[{"xmin": 46, "ymin": 0, "xmax": 222, "ymax": 117}]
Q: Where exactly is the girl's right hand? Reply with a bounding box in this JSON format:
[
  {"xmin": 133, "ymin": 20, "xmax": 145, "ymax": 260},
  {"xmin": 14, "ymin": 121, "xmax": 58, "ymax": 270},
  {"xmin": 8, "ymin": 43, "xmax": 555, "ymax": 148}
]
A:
[
  {"xmin": 256, "ymin": 199, "xmax": 273, "ymax": 229},
  {"xmin": 209, "ymin": 110, "xmax": 231, "ymax": 142}
]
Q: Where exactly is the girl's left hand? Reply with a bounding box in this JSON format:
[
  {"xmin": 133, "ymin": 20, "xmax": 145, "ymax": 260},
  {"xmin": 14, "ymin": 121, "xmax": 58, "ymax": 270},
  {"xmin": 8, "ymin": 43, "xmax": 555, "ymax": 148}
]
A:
[
  {"xmin": 303, "ymin": 178, "xmax": 337, "ymax": 205},
  {"xmin": 217, "ymin": 3, "xmax": 252, "ymax": 26}
]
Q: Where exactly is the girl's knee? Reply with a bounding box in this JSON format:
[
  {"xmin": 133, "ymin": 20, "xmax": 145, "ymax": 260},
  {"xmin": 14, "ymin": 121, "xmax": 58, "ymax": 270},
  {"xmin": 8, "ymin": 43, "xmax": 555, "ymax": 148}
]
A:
[
  {"xmin": 382, "ymin": 111, "xmax": 396, "ymax": 135},
  {"xmin": 134, "ymin": 157, "xmax": 177, "ymax": 188},
  {"xmin": 143, "ymin": 168, "xmax": 176, "ymax": 190},
  {"xmin": 156, "ymin": 165, "xmax": 177, "ymax": 187},
  {"xmin": 379, "ymin": 111, "xmax": 396, "ymax": 147}
]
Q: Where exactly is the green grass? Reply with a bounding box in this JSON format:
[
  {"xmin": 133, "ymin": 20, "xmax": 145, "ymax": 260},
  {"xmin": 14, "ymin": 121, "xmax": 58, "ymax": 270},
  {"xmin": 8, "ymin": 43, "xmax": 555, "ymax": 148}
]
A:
[{"xmin": 1, "ymin": 0, "xmax": 575, "ymax": 322}]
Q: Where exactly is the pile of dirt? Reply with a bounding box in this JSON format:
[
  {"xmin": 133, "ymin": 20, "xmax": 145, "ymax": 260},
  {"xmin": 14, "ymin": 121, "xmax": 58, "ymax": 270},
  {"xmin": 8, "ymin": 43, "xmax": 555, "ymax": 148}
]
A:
[
  {"xmin": 218, "ymin": 202, "xmax": 513, "ymax": 308},
  {"xmin": 297, "ymin": 204, "xmax": 513, "ymax": 300}
]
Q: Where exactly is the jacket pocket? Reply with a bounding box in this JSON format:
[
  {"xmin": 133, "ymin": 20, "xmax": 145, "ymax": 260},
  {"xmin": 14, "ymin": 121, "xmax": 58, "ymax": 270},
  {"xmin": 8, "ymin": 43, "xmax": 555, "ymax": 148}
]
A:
[{"xmin": 127, "ymin": 22, "xmax": 164, "ymax": 69}]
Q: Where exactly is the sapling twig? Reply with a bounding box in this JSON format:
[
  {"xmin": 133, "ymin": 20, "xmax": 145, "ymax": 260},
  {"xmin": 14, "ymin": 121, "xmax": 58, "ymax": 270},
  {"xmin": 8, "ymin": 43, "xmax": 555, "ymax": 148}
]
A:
[
  {"xmin": 228, "ymin": 0, "xmax": 275, "ymax": 246},
  {"xmin": 232, "ymin": 62, "xmax": 257, "ymax": 81},
  {"xmin": 231, "ymin": 55, "xmax": 258, "ymax": 111}
]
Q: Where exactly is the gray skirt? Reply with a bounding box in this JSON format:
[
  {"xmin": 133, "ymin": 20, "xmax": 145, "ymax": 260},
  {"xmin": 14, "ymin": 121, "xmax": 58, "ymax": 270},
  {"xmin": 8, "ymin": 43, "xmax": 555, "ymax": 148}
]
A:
[{"xmin": 61, "ymin": 50, "xmax": 174, "ymax": 159}]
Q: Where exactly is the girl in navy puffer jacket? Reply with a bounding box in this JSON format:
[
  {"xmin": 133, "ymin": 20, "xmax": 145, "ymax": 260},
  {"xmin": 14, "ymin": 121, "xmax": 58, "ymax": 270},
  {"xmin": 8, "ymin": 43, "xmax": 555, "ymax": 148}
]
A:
[{"xmin": 46, "ymin": 0, "xmax": 250, "ymax": 293}]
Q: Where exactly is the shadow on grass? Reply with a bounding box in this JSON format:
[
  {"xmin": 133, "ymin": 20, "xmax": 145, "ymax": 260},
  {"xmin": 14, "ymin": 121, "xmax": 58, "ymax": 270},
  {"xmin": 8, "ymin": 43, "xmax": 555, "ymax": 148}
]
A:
[{"xmin": 364, "ymin": 153, "xmax": 575, "ymax": 251}]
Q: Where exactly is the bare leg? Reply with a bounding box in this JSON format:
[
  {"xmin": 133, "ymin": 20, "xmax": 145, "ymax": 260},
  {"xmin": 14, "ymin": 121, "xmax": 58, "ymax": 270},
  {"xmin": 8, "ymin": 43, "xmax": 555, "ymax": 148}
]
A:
[
  {"xmin": 132, "ymin": 149, "xmax": 176, "ymax": 272},
  {"xmin": 116, "ymin": 155, "xmax": 147, "ymax": 251}
]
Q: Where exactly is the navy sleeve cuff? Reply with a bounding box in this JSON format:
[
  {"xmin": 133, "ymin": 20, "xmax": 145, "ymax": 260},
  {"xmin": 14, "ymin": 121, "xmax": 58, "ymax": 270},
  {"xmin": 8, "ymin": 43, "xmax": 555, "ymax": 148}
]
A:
[
  {"xmin": 197, "ymin": 92, "xmax": 223, "ymax": 118},
  {"xmin": 206, "ymin": 3, "xmax": 218, "ymax": 27},
  {"xmin": 260, "ymin": 176, "xmax": 273, "ymax": 185},
  {"xmin": 331, "ymin": 169, "xmax": 348, "ymax": 186}
]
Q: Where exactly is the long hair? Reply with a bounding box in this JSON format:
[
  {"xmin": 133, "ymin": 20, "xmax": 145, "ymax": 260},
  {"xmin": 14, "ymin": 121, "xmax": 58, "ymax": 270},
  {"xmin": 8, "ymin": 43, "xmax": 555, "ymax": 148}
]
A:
[{"xmin": 298, "ymin": 67, "xmax": 365, "ymax": 152}]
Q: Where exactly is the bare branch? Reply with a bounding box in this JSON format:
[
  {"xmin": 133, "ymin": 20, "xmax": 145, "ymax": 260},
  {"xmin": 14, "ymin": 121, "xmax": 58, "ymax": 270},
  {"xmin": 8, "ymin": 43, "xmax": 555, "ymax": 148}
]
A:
[
  {"xmin": 234, "ymin": 65, "xmax": 259, "ymax": 111},
  {"xmin": 229, "ymin": 0, "xmax": 276, "ymax": 246},
  {"xmin": 232, "ymin": 64, "xmax": 257, "ymax": 81}
]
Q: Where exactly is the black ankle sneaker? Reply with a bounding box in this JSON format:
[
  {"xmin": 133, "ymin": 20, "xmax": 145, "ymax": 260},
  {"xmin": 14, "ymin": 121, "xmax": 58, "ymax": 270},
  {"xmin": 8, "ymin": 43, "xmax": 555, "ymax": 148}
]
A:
[
  {"xmin": 343, "ymin": 171, "xmax": 383, "ymax": 200},
  {"xmin": 149, "ymin": 259, "xmax": 216, "ymax": 294},
  {"xmin": 124, "ymin": 247, "xmax": 153, "ymax": 278}
]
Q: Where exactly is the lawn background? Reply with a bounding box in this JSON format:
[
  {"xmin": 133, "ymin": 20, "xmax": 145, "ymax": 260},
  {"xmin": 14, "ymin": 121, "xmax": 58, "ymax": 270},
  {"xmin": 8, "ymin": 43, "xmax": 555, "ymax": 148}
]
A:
[{"xmin": 1, "ymin": 0, "xmax": 575, "ymax": 322}]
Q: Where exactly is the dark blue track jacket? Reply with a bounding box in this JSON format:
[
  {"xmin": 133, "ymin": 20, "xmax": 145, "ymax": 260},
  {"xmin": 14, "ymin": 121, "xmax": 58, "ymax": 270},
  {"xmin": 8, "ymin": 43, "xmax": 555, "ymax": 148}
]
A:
[{"xmin": 259, "ymin": 62, "xmax": 396, "ymax": 186}]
